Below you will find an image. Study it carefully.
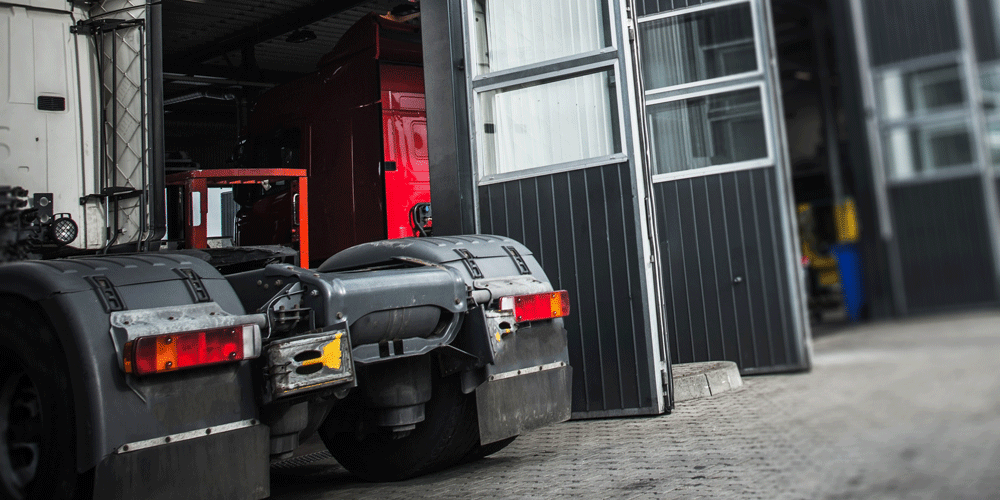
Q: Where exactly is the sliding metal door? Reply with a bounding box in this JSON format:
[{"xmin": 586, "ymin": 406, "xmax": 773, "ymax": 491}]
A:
[
  {"xmin": 637, "ymin": 0, "xmax": 811, "ymax": 374},
  {"xmin": 461, "ymin": 0, "xmax": 670, "ymax": 417}
]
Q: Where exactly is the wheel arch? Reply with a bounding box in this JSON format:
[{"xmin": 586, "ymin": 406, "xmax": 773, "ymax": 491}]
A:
[
  {"xmin": 0, "ymin": 255, "xmax": 254, "ymax": 474},
  {"xmin": 0, "ymin": 286, "xmax": 104, "ymax": 476}
]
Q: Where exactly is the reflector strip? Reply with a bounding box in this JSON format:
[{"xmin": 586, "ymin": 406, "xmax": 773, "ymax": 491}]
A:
[
  {"xmin": 114, "ymin": 419, "xmax": 257, "ymax": 454},
  {"xmin": 499, "ymin": 290, "xmax": 570, "ymax": 323},
  {"xmin": 487, "ymin": 361, "xmax": 567, "ymax": 382},
  {"xmin": 124, "ymin": 325, "xmax": 259, "ymax": 376}
]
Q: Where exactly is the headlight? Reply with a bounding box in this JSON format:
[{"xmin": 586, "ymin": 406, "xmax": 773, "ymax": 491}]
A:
[{"xmin": 49, "ymin": 214, "xmax": 78, "ymax": 245}]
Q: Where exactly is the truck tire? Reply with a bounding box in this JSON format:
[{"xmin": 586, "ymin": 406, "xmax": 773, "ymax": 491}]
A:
[
  {"xmin": 0, "ymin": 299, "xmax": 89, "ymax": 500},
  {"xmin": 319, "ymin": 368, "xmax": 479, "ymax": 482}
]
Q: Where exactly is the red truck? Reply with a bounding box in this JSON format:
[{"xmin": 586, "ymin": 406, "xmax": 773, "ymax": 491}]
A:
[{"xmin": 234, "ymin": 14, "xmax": 432, "ymax": 267}]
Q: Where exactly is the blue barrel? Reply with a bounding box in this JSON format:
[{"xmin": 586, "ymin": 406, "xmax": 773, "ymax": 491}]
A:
[{"xmin": 831, "ymin": 243, "xmax": 864, "ymax": 321}]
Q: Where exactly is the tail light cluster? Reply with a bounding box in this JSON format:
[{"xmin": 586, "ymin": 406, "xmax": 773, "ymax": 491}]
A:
[
  {"xmin": 123, "ymin": 325, "xmax": 260, "ymax": 376},
  {"xmin": 498, "ymin": 290, "xmax": 570, "ymax": 323}
]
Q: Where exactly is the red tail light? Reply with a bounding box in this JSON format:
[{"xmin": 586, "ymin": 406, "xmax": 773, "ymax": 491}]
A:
[
  {"xmin": 123, "ymin": 325, "xmax": 260, "ymax": 376},
  {"xmin": 499, "ymin": 290, "xmax": 570, "ymax": 323}
]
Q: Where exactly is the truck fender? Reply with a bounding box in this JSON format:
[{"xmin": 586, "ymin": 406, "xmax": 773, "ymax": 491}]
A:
[
  {"xmin": 0, "ymin": 255, "xmax": 258, "ymax": 474},
  {"xmin": 319, "ymin": 235, "xmax": 574, "ymax": 444}
]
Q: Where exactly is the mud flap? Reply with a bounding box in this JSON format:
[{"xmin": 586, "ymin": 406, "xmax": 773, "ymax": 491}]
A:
[
  {"xmin": 474, "ymin": 319, "xmax": 573, "ymax": 445},
  {"xmin": 92, "ymin": 424, "xmax": 269, "ymax": 500},
  {"xmin": 475, "ymin": 363, "xmax": 572, "ymax": 445}
]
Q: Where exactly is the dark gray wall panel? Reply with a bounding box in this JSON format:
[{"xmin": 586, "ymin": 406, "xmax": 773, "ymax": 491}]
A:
[
  {"xmin": 889, "ymin": 177, "xmax": 998, "ymax": 313},
  {"xmin": 654, "ymin": 168, "xmax": 803, "ymax": 374},
  {"xmin": 863, "ymin": 0, "xmax": 960, "ymax": 66},
  {"xmin": 479, "ymin": 163, "xmax": 656, "ymax": 416},
  {"xmin": 971, "ymin": 0, "xmax": 1000, "ymax": 63}
]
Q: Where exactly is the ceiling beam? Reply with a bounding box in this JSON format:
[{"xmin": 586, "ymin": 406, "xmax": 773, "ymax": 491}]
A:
[
  {"xmin": 169, "ymin": 0, "xmax": 365, "ymax": 67},
  {"xmin": 162, "ymin": 64, "xmax": 306, "ymax": 86}
]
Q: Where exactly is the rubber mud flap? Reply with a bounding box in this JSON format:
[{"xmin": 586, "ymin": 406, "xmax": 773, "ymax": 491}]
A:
[
  {"xmin": 92, "ymin": 424, "xmax": 269, "ymax": 500},
  {"xmin": 475, "ymin": 364, "xmax": 572, "ymax": 445}
]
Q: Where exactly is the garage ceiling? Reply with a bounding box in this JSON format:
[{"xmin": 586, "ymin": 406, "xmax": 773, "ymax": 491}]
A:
[
  {"xmin": 162, "ymin": 0, "xmax": 405, "ymax": 83},
  {"xmin": 159, "ymin": 0, "xmax": 413, "ymax": 167}
]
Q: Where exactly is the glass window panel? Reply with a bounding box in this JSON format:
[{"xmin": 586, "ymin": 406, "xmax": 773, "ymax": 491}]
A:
[
  {"xmin": 981, "ymin": 64, "xmax": 1000, "ymax": 113},
  {"xmin": 636, "ymin": 0, "xmax": 715, "ymax": 18},
  {"xmin": 477, "ymin": 71, "xmax": 620, "ymax": 176},
  {"xmin": 470, "ymin": 0, "xmax": 610, "ymax": 76},
  {"xmin": 878, "ymin": 64, "xmax": 965, "ymax": 121},
  {"xmin": 639, "ymin": 2, "xmax": 757, "ymax": 90},
  {"xmin": 986, "ymin": 119, "xmax": 1000, "ymax": 168},
  {"xmin": 884, "ymin": 122, "xmax": 974, "ymax": 179},
  {"xmin": 647, "ymin": 87, "xmax": 767, "ymax": 175}
]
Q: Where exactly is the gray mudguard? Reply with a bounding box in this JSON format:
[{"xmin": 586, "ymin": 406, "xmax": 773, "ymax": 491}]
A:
[
  {"xmin": 0, "ymin": 255, "xmax": 259, "ymax": 474},
  {"xmin": 318, "ymin": 234, "xmax": 541, "ymax": 283},
  {"xmin": 321, "ymin": 235, "xmax": 574, "ymax": 443}
]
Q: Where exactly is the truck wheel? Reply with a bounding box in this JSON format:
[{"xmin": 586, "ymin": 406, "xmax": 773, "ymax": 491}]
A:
[
  {"xmin": 464, "ymin": 436, "xmax": 517, "ymax": 462},
  {"xmin": 319, "ymin": 369, "xmax": 479, "ymax": 482},
  {"xmin": 0, "ymin": 300, "xmax": 87, "ymax": 500}
]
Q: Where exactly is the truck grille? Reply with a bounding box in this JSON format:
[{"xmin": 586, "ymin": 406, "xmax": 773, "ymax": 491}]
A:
[{"xmin": 37, "ymin": 96, "xmax": 66, "ymax": 111}]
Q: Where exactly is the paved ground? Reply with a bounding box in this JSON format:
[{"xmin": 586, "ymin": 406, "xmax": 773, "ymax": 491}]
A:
[{"xmin": 269, "ymin": 310, "xmax": 1000, "ymax": 499}]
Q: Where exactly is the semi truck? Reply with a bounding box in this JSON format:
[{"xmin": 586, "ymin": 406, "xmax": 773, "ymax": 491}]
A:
[{"xmin": 0, "ymin": 2, "xmax": 573, "ymax": 499}]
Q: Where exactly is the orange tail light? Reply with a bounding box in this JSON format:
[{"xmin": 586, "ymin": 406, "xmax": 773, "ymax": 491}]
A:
[
  {"xmin": 123, "ymin": 325, "xmax": 260, "ymax": 376},
  {"xmin": 498, "ymin": 290, "xmax": 571, "ymax": 323}
]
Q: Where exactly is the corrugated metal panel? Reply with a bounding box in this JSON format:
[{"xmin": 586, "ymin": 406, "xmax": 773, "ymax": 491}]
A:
[
  {"xmin": 863, "ymin": 0, "xmax": 960, "ymax": 67},
  {"xmin": 654, "ymin": 168, "xmax": 804, "ymax": 374},
  {"xmin": 636, "ymin": 0, "xmax": 710, "ymax": 18},
  {"xmin": 970, "ymin": 0, "xmax": 1000, "ymax": 63},
  {"xmin": 479, "ymin": 163, "xmax": 658, "ymax": 416},
  {"xmin": 889, "ymin": 176, "xmax": 998, "ymax": 313}
]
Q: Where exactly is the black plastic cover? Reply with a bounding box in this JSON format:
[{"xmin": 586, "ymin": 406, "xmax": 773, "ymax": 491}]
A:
[{"xmin": 317, "ymin": 234, "xmax": 548, "ymax": 284}]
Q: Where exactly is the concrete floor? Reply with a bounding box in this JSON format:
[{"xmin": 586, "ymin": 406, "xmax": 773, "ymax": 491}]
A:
[{"xmin": 269, "ymin": 310, "xmax": 1000, "ymax": 499}]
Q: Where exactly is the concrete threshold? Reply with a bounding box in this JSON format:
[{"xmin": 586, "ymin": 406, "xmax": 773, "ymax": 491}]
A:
[{"xmin": 671, "ymin": 361, "xmax": 743, "ymax": 403}]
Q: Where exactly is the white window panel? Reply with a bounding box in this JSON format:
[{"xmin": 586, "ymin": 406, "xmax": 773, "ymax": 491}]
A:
[
  {"xmin": 646, "ymin": 86, "xmax": 768, "ymax": 175},
  {"xmin": 988, "ymin": 117, "xmax": 1000, "ymax": 168},
  {"xmin": 639, "ymin": 1, "xmax": 758, "ymax": 92},
  {"xmin": 477, "ymin": 70, "xmax": 619, "ymax": 176},
  {"xmin": 470, "ymin": 0, "xmax": 610, "ymax": 76},
  {"xmin": 878, "ymin": 63, "xmax": 965, "ymax": 121},
  {"xmin": 884, "ymin": 121, "xmax": 974, "ymax": 179}
]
